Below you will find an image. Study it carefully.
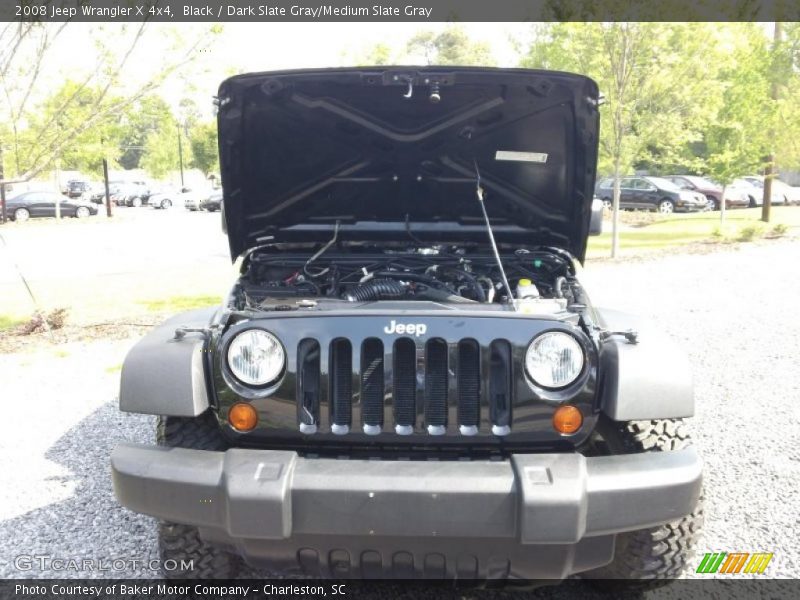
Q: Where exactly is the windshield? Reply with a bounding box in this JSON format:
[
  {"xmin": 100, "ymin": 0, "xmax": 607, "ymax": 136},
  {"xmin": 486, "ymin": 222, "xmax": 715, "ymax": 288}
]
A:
[{"xmin": 647, "ymin": 177, "xmax": 681, "ymax": 191}]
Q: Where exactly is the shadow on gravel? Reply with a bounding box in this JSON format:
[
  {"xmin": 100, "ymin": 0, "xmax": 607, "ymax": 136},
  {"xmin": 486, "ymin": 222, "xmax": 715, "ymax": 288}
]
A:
[
  {"xmin": 0, "ymin": 400, "xmax": 159, "ymax": 579},
  {"xmin": 0, "ymin": 400, "xmax": 639, "ymax": 598}
]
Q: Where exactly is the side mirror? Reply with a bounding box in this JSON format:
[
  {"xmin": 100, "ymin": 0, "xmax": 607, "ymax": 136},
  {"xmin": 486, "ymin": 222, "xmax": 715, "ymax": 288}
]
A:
[{"xmin": 589, "ymin": 198, "xmax": 603, "ymax": 236}]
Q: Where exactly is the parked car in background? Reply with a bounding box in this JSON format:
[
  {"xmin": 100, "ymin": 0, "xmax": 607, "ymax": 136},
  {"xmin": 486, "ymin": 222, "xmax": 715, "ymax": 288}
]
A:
[
  {"xmin": 111, "ymin": 181, "xmax": 152, "ymax": 207},
  {"xmin": 663, "ymin": 175, "xmax": 748, "ymax": 210},
  {"xmin": 149, "ymin": 187, "xmax": 211, "ymax": 210},
  {"xmin": 595, "ymin": 176, "xmax": 708, "ymax": 213},
  {"xmin": 65, "ymin": 180, "xmax": 92, "ymax": 200},
  {"xmin": 182, "ymin": 187, "xmax": 213, "ymax": 211},
  {"xmin": 5, "ymin": 191, "xmax": 98, "ymax": 221},
  {"xmin": 771, "ymin": 179, "xmax": 800, "ymax": 205},
  {"xmin": 739, "ymin": 176, "xmax": 787, "ymax": 207},
  {"xmin": 199, "ymin": 190, "xmax": 222, "ymax": 212}
]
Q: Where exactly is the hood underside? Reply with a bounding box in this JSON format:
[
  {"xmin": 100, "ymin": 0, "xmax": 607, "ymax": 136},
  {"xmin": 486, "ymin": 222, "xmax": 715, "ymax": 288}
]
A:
[{"xmin": 217, "ymin": 67, "xmax": 600, "ymax": 262}]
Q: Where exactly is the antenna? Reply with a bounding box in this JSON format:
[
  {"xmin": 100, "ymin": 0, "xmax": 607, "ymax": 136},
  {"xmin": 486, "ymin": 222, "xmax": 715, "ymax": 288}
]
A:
[{"xmin": 473, "ymin": 161, "xmax": 515, "ymax": 307}]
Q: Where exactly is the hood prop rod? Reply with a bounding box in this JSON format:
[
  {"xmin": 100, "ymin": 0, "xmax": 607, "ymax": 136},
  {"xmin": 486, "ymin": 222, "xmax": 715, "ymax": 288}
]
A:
[{"xmin": 473, "ymin": 160, "xmax": 515, "ymax": 308}]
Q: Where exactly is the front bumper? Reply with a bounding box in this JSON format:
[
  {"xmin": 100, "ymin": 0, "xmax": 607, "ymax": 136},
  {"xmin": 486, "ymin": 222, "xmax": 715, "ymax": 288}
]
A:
[{"xmin": 112, "ymin": 444, "xmax": 701, "ymax": 578}]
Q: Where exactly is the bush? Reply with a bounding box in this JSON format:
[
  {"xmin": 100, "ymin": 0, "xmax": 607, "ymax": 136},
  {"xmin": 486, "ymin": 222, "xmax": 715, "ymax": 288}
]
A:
[
  {"xmin": 769, "ymin": 223, "xmax": 789, "ymax": 237},
  {"xmin": 737, "ymin": 224, "xmax": 765, "ymax": 242}
]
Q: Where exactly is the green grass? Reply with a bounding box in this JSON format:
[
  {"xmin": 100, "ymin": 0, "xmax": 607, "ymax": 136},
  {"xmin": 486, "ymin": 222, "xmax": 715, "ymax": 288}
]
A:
[
  {"xmin": 587, "ymin": 206, "xmax": 800, "ymax": 258},
  {"xmin": 138, "ymin": 294, "xmax": 222, "ymax": 313},
  {"xmin": 0, "ymin": 315, "xmax": 26, "ymax": 332},
  {"xmin": 105, "ymin": 363, "xmax": 122, "ymax": 374}
]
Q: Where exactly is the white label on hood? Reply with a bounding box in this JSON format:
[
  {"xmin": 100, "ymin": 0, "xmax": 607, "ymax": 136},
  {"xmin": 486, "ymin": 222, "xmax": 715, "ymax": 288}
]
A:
[{"xmin": 495, "ymin": 150, "xmax": 548, "ymax": 163}]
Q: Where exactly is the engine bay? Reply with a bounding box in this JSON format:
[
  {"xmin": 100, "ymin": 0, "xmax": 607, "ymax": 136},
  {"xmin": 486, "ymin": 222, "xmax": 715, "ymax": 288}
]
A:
[{"xmin": 232, "ymin": 245, "xmax": 588, "ymax": 314}]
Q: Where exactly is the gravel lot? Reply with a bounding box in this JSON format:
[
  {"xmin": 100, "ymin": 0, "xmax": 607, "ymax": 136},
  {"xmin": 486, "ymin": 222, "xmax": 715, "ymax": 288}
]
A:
[{"xmin": 0, "ymin": 238, "xmax": 798, "ymax": 595}]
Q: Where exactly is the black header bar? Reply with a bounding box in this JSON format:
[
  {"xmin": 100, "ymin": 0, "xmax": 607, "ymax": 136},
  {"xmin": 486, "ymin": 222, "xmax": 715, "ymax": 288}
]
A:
[{"xmin": 4, "ymin": 0, "xmax": 799, "ymax": 22}]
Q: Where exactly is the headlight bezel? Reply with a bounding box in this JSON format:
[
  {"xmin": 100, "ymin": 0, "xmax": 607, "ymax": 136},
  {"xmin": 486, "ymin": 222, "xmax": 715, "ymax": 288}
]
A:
[
  {"xmin": 524, "ymin": 329, "xmax": 587, "ymax": 391},
  {"xmin": 222, "ymin": 327, "xmax": 286, "ymax": 394}
]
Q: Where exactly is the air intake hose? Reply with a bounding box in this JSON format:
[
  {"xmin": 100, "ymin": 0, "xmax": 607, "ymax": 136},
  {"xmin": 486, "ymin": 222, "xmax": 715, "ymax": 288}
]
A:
[{"xmin": 344, "ymin": 279, "xmax": 407, "ymax": 302}]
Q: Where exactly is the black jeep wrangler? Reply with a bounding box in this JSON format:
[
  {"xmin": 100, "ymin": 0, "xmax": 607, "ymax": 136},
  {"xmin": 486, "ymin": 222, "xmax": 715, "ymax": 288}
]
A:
[{"xmin": 111, "ymin": 67, "xmax": 703, "ymax": 584}]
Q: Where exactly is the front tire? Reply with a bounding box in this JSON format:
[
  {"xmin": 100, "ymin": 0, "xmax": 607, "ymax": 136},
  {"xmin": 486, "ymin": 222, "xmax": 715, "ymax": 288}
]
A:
[
  {"xmin": 131, "ymin": 197, "xmax": 142, "ymax": 208},
  {"xmin": 75, "ymin": 206, "xmax": 90, "ymax": 218},
  {"xmin": 582, "ymin": 418, "xmax": 704, "ymax": 590},
  {"xmin": 160, "ymin": 199, "xmax": 172, "ymax": 209},
  {"xmin": 658, "ymin": 199, "xmax": 675, "ymax": 214},
  {"xmin": 156, "ymin": 412, "xmax": 241, "ymax": 579},
  {"xmin": 13, "ymin": 208, "xmax": 30, "ymax": 222},
  {"xmin": 705, "ymin": 195, "xmax": 719, "ymax": 211}
]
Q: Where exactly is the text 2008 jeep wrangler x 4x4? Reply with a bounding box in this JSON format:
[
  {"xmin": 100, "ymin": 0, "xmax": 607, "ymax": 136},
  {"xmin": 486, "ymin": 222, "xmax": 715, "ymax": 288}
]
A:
[{"xmin": 111, "ymin": 67, "xmax": 703, "ymax": 584}]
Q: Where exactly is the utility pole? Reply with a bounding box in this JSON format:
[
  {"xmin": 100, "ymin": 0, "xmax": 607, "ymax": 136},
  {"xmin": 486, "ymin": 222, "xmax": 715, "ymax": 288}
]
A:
[
  {"xmin": 178, "ymin": 123, "xmax": 185, "ymax": 187},
  {"xmin": 762, "ymin": 22, "xmax": 783, "ymax": 223},
  {"xmin": 100, "ymin": 137, "xmax": 112, "ymax": 217}
]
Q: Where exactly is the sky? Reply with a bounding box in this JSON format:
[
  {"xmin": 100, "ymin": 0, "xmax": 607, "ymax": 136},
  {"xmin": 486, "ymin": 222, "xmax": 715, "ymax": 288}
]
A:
[{"xmin": 40, "ymin": 22, "xmax": 526, "ymax": 118}]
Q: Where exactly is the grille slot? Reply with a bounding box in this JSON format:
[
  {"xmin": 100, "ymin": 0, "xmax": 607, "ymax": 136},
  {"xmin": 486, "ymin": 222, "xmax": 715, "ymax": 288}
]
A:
[
  {"xmin": 489, "ymin": 340, "xmax": 513, "ymax": 435},
  {"xmin": 393, "ymin": 338, "xmax": 417, "ymax": 431},
  {"xmin": 297, "ymin": 339, "xmax": 321, "ymax": 433},
  {"xmin": 424, "ymin": 339, "xmax": 448, "ymax": 431},
  {"xmin": 329, "ymin": 339, "xmax": 352, "ymax": 432},
  {"xmin": 457, "ymin": 339, "xmax": 480, "ymax": 432},
  {"xmin": 360, "ymin": 338, "xmax": 384, "ymax": 432}
]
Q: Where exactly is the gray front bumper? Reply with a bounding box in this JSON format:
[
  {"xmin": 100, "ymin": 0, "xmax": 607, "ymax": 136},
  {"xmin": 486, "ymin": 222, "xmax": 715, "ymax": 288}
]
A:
[{"xmin": 111, "ymin": 444, "xmax": 701, "ymax": 546}]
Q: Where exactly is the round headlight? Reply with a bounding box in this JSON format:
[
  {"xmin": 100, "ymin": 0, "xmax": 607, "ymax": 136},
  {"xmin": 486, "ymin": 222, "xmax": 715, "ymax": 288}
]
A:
[
  {"xmin": 227, "ymin": 329, "xmax": 285, "ymax": 386},
  {"xmin": 525, "ymin": 332, "xmax": 584, "ymax": 389}
]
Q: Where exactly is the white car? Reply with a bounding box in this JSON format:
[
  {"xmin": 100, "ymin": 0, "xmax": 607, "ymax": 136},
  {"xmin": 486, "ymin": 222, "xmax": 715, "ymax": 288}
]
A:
[
  {"xmin": 740, "ymin": 176, "xmax": 788, "ymax": 207},
  {"xmin": 149, "ymin": 187, "xmax": 210, "ymax": 210}
]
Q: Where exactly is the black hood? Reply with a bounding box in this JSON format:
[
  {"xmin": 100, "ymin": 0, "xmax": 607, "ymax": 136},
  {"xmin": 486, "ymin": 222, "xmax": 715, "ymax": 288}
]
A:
[{"xmin": 217, "ymin": 67, "xmax": 600, "ymax": 262}]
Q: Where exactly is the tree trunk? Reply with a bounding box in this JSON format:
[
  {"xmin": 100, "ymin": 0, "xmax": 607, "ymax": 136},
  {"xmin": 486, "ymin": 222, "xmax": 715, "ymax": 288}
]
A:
[
  {"xmin": 762, "ymin": 21, "xmax": 782, "ymax": 223},
  {"xmin": 611, "ymin": 161, "xmax": 622, "ymax": 258},
  {"xmin": 720, "ymin": 184, "xmax": 727, "ymax": 224}
]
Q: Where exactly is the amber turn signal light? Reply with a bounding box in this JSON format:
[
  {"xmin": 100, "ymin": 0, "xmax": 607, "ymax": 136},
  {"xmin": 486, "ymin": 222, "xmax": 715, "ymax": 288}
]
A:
[
  {"xmin": 553, "ymin": 405, "xmax": 582, "ymax": 435},
  {"xmin": 228, "ymin": 402, "xmax": 258, "ymax": 432}
]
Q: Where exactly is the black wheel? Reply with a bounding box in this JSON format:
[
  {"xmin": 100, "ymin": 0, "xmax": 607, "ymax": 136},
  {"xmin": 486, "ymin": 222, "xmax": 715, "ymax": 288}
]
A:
[
  {"xmin": 75, "ymin": 206, "xmax": 91, "ymax": 218},
  {"xmin": 131, "ymin": 196, "xmax": 142, "ymax": 207},
  {"xmin": 582, "ymin": 418, "xmax": 704, "ymax": 591},
  {"xmin": 13, "ymin": 207, "xmax": 30, "ymax": 222},
  {"xmin": 602, "ymin": 199, "xmax": 613, "ymax": 211},
  {"xmin": 160, "ymin": 198, "xmax": 172, "ymax": 209},
  {"xmin": 704, "ymin": 195, "xmax": 719, "ymax": 211},
  {"xmin": 748, "ymin": 195, "xmax": 757, "ymax": 208},
  {"xmin": 156, "ymin": 412, "xmax": 240, "ymax": 579}
]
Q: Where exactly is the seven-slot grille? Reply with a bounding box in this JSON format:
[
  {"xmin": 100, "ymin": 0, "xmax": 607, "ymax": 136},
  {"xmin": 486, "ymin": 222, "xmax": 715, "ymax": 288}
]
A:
[{"xmin": 296, "ymin": 337, "xmax": 514, "ymax": 436}]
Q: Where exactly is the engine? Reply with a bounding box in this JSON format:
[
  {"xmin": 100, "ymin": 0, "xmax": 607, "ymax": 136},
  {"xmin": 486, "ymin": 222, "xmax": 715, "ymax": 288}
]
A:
[{"xmin": 233, "ymin": 246, "xmax": 585, "ymax": 314}]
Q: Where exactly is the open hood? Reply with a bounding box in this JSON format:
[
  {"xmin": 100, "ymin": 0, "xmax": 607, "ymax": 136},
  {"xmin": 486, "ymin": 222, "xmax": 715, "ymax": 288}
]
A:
[{"xmin": 217, "ymin": 67, "xmax": 600, "ymax": 262}]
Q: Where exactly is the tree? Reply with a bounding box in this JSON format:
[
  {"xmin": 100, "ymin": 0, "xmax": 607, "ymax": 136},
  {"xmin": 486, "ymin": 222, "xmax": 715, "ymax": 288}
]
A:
[
  {"xmin": 520, "ymin": 23, "xmax": 723, "ymax": 257},
  {"xmin": 189, "ymin": 121, "xmax": 219, "ymax": 177},
  {"xmin": 19, "ymin": 81, "xmax": 128, "ymax": 178},
  {"xmin": 702, "ymin": 24, "xmax": 772, "ymax": 223},
  {"xmin": 407, "ymin": 26, "xmax": 496, "ymax": 66},
  {"xmin": 0, "ymin": 22, "xmax": 219, "ymax": 184},
  {"xmin": 118, "ymin": 96, "xmax": 175, "ymax": 170},
  {"xmin": 140, "ymin": 117, "xmax": 182, "ymax": 181}
]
